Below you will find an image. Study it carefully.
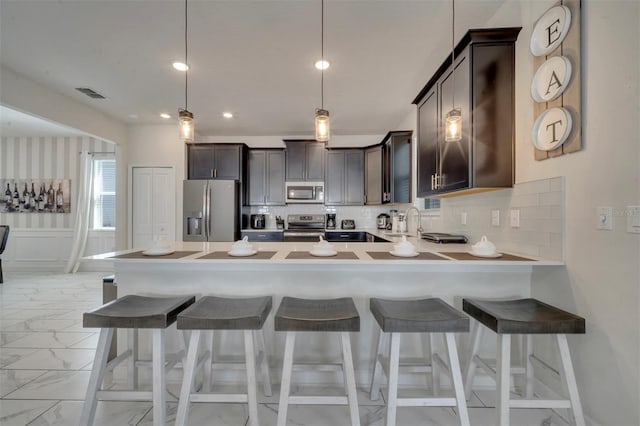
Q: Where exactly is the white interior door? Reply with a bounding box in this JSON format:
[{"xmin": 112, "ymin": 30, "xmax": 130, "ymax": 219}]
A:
[{"xmin": 132, "ymin": 167, "xmax": 175, "ymax": 249}]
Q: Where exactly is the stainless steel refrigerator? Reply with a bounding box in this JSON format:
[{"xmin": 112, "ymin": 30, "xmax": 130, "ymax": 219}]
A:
[{"xmin": 183, "ymin": 180, "xmax": 239, "ymax": 242}]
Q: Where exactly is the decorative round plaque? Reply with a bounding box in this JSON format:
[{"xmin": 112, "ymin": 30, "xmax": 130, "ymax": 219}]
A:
[
  {"xmin": 530, "ymin": 5, "xmax": 571, "ymax": 56},
  {"xmin": 532, "ymin": 107, "xmax": 572, "ymax": 151},
  {"xmin": 531, "ymin": 56, "xmax": 572, "ymax": 103}
]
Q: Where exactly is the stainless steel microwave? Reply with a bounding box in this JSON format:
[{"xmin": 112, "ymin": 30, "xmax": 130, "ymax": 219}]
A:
[{"xmin": 285, "ymin": 182, "xmax": 324, "ymax": 204}]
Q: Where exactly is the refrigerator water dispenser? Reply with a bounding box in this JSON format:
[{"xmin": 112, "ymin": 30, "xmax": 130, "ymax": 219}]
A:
[{"xmin": 187, "ymin": 215, "xmax": 202, "ymax": 236}]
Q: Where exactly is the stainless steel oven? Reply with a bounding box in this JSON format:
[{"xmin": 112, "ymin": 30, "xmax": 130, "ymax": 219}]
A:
[
  {"xmin": 285, "ymin": 182, "xmax": 324, "ymax": 204},
  {"xmin": 283, "ymin": 214, "xmax": 326, "ymax": 242}
]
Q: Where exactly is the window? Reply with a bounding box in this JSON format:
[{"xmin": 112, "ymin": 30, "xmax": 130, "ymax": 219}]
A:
[
  {"xmin": 92, "ymin": 159, "xmax": 116, "ymax": 229},
  {"xmin": 424, "ymin": 197, "xmax": 441, "ymax": 210}
]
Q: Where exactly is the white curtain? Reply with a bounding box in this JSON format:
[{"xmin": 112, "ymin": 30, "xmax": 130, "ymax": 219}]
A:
[{"xmin": 65, "ymin": 151, "xmax": 94, "ymax": 273}]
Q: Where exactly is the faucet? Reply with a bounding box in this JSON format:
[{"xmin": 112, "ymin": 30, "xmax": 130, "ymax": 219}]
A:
[{"xmin": 404, "ymin": 206, "xmax": 424, "ymax": 236}]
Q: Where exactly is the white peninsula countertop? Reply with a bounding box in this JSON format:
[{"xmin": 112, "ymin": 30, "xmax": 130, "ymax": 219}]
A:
[{"xmin": 86, "ymin": 231, "xmax": 562, "ymax": 387}]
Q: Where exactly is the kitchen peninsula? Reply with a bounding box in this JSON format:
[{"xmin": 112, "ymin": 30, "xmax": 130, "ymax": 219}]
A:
[{"xmin": 87, "ymin": 233, "xmax": 560, "ymax": 385}]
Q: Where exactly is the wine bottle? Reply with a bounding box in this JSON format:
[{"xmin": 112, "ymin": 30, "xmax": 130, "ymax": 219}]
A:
[
  {"xmin": 47, "ymin": 183, "xmax": 55, "ymax": 212},
  {"xmin": 4, "ymin": 183, "xmax": 11, "ymax": 212},
  {"xmin": 12, "ymin": 183, "xmax": 20, "ymax": 209},
  {"xmin": 30, "ymin": 183, "xmax": 37, "ymax": 212},
  {"xmin": 56, "ymin": 183, "xmax": 64, "ymax": 212},
  {"xmin": 38, "ymin": 184, "xmax": 46, "ymax": 211},
  {"xmin": 23, "ymin": 183, "xmax": 30, "ymax": 211}
]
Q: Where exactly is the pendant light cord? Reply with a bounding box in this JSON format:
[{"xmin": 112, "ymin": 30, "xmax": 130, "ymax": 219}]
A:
[
  {"xmin": 184, "ymin": 0, "xmax": 189, "ymax": 110},
  {"xmin": 451, "ymin": 0, "xmax": 455, "ymax": 110},
  {"xmin": 321, "ymin": 0, "xmax": 324, "ymax": 110}
]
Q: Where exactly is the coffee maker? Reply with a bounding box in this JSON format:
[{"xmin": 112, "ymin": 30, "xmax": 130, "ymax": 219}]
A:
[{"xmin": 326, "ymin": 213, "xmax": 336, "ymax": 229}]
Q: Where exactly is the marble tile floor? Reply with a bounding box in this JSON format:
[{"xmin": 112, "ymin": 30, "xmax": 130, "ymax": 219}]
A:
[{"xmin": 0, "ymin": 272, "xmax": 561, "ymax": 426}]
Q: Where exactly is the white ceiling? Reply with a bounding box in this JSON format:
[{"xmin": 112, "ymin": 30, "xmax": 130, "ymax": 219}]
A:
[{"xmin": 0, "ymin": 0, "xmax": 506, "ymax": 137}]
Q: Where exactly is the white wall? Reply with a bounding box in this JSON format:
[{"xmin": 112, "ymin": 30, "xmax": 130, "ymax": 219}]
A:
[
  {"xmin": 484, "ymin": 2, "xmax": 639, "ymax": 424},
  {"xmin": 0, "ymin": 65, "xmax": 130, "ymax": 251}
]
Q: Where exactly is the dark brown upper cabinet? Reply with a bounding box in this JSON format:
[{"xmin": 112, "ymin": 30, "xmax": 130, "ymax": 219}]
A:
[
  {"xmin": 284, "ymin": 140, "xmax": 325, "ymax": 182},
  {"xmin": 364, "ymin": 145, "xmax": 383, "ymax": 205},
  {"xmin": 187, "ymin": 143, "xmax": 246, "ymax": 180},
  {"xmin": 247, "ymin": 149, "xmax": 286, "ymax": 206},
  {"xmin": 382, "ymin": 131, "xmax": 412, "ymax": 204},
  {"xmin": 325, "ymin": 149, "xmax": 364, "ymax": 206},
  {"xmin": 364, "ymin": 131, "xmax": 412, "ymax": 205},
  {"xmin": 414, "ymin": 27, "xmax": 521, "ymax": 197}
]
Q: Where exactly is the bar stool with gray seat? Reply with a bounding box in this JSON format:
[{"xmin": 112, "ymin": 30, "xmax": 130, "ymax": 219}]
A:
[
  {"xmin": 463, "ymin": 298, "xmax": 586, "ymax": 426},
  {"xmin": 275, "ymin": 296, "xmax": 361, "ymax": 426},
  {"xmin": 80, "ymin": 294, "xmax": 195, "ymax": 426},
  {"xmin": 369, "ymin": 297, "xmax": 470, "ymax": 426},
  {"xmin": 175, "ymin": 296, "xmax": 273, "ymax": 426}
]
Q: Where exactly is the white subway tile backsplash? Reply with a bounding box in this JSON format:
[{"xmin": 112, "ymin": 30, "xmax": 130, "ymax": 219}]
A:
[
  {"xmin": 539, "ymin": 191, "xmax": 563, "ymax": 206},
  {"xmin": 549, "ymin": 176, "xmax": 564, "ymax": 192},
  {"xmin": 512, "ymin": 178, "xmax": 550, "ymax": 196},
  {"xmin": 520, "ymin": 205, "xmax": 551, "ymax": 219},
  {"xmin": 550, "ymin": 205, "xmax": 563, "ymax": 219},
  {"xmin": 437, "ymin": 177, "xmax": 564, "ymax": 261},
  {"xmin": 510, "ymin": 194, "xmax": 540, "ymax": 207},
  {"xmin": 549, "ymin": 232, "xmax": 563, "ymax": 248}
]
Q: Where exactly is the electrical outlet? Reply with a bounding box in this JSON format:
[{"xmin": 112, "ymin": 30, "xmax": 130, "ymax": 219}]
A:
[
  {"xmin": 597, "ymin": 206, "xmax": 613, "ymax": 230},
  {"xmin": 491, "ymin": 210, "xmax": 500, "ymax": 227},
  {"xmin": 510, "ymin": 209, "xmax": 520, "ymax": 228},
  {"xmin": 461, "ymin": 212, "xmax": 467, "ymax": 225}
]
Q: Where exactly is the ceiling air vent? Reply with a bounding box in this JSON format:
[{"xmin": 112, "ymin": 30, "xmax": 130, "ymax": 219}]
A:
[{"xmin": 75, "ymin": 87, "xmax": 106, "ymax": 99}]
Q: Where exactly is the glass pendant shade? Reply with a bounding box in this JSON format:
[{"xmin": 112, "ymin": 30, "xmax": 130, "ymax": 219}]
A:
[
  {"xmin": 179, "ymin": 109, "xmax": 194, "ymax": 142},
  {"xmin": 445, "ymin": 108, "xmax": 462, "ymax": 142},
  {"xmin": 315, "ymin": 109, "xmax": 330, "ymax": 142}
]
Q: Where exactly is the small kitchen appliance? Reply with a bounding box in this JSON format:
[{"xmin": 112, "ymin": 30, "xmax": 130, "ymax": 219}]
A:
[
  {"xmin": 420, "ymin": 232, "xmax": 468, "ymax": 244},
  {"xmin": 326, "ymin": 213, "xmax": 336, "ymax": 229},
  {"xmin": 285, "ymin": 182, "xmax": 324, "ymax": 204},
  {"xmin": 250, "ymin": 214, "xmax": 266, "ymax": 229},
  {"xmin": 377, "ymin": 213, "xmax": 390, "ymax": 229},
  {"xmin": 341, "ymin": 219, "xmax": 356, "ymax": 230}
]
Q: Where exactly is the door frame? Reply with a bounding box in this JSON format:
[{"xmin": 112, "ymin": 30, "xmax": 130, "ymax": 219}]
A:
[{"xmin": 128, "ymin": 164, "xmax": 176, "ymax": 249}]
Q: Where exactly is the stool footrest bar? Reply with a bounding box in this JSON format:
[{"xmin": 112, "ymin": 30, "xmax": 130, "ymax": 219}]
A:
[
  {"xmin": 288, "ymin": 395, "xmax": 349, "ymax": 405},
  {"xmin": 510, "ymin": 399, "xmax": 572, "ymax": 409},
  {"xmin": 397, "ymin": 397, "xmax": 457, "ymax": 407},
  {"xmin": 189, "ymin": 393, "xmax": 249, "ymax": 403},
  {"xmin": 97, "ymin": 390, "xmax": 155, "ymax": 401}
]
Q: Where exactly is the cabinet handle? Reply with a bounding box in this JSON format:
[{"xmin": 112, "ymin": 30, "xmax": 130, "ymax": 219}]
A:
[
  {"xmin": 211, "ymin": 169, "xmax": 214, "ymax": 178},
  {"xmin": 214, "ymin": 169, "xmax": 217, "ymax": 178},
  {"xmin": 431, "ymin": 175, "xmax": 435, "ymax": 190}
]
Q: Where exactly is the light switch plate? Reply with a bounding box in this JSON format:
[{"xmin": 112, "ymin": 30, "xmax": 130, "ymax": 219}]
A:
[
  {"xmin": 461, "ymin": 212, "xmax": 467, "ymax": 225},
  {"xmin": 510, "ymin": 209, "xmax": 520, "ymax": 228},
  {"xmin": 491, "ymin": 210, "xmax": 500, "ymax": 227},
  {"xmin": 627, "ymin": 206, "xmax": 640, "ymax": 234},
  {"xmin": 597, "ymin": 206, "xmax": 613, "ymax": 230}
]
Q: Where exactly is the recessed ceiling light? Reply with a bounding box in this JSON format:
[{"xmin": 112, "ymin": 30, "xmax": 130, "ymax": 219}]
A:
[
  {"xmin": 172, "ymin": 62, "xmax": 189, "ymax": 71},
  {"xmin": 315, "ymin": 60, "xmax": 330, "ymax": 70},
  {"xmin": 222, "ymin": 112, "xmax": 234, "ymax": 119},
  {"xmin": 160, "ymin": 113, "xmax": 171, "ymax": 119}
]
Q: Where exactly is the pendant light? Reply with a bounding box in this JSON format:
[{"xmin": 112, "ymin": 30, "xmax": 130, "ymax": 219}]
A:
[
  {"xmin": 178, "ymin": 0, "xmax": 194, "ymax": 142},
  {"xmin": 315, "ymin": 0, "xmax": 330, "ymax": 142},
  {"xmin": 445, "ymin": 0, "xmax": 462, "ymax": 142}
]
